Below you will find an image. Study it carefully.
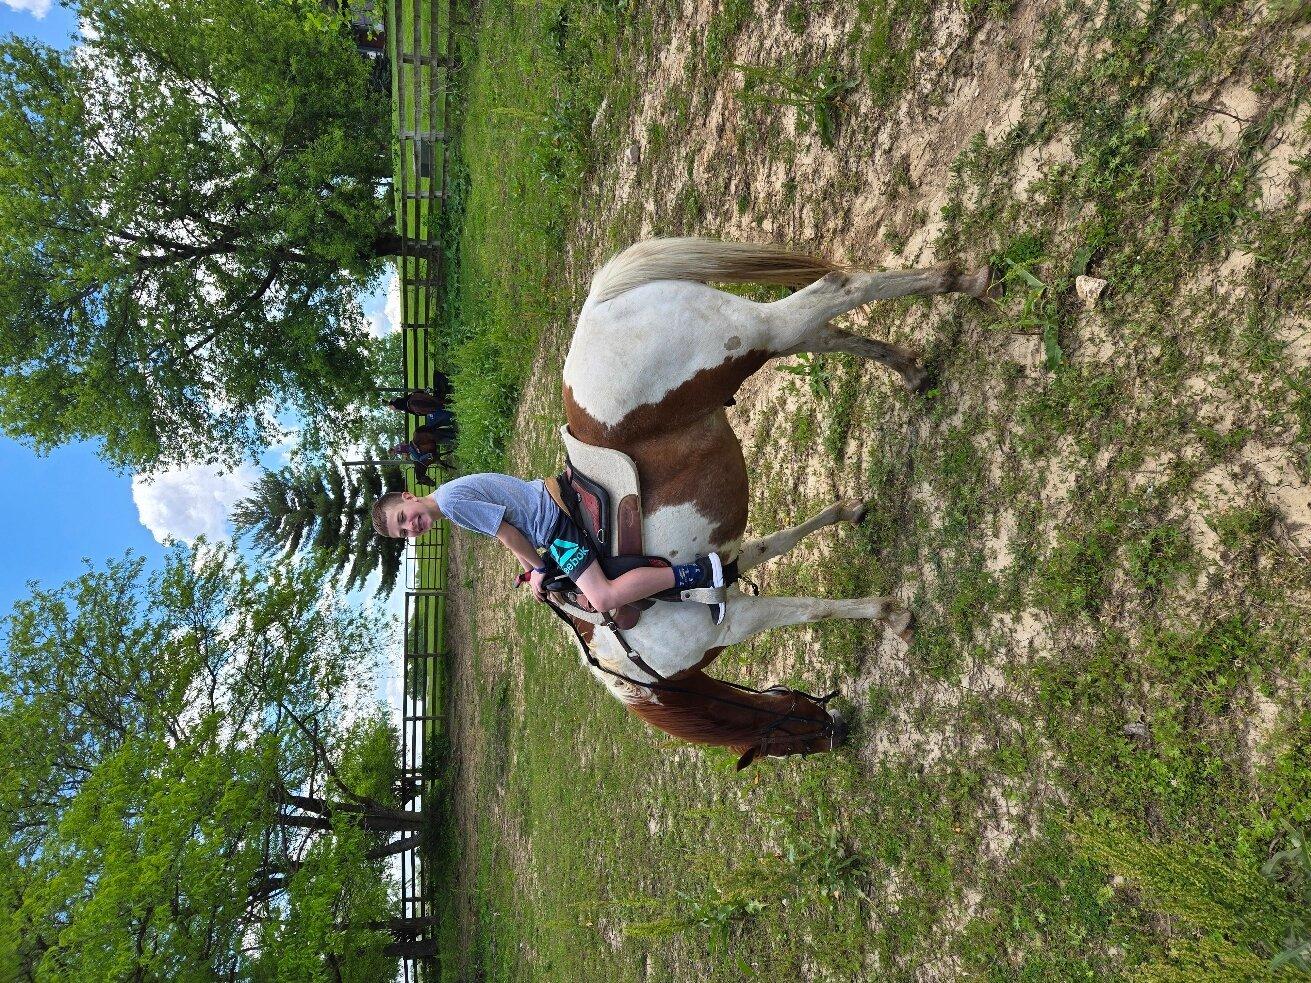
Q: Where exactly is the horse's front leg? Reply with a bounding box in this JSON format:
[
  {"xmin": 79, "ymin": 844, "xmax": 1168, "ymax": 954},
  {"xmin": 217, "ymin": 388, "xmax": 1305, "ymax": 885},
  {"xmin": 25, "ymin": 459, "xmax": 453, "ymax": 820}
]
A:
[
  {"xmin": 720, "ymin": 593, "xmax": 914, "ymax": 646},
  {"xmin": 738, "ymin": 498, "xmax": 868, "ymax": 574}
]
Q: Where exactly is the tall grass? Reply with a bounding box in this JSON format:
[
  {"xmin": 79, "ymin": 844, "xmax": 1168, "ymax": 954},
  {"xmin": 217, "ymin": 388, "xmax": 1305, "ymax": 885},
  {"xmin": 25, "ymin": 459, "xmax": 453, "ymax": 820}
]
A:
[{"xmin": 439, "ymin": 0, "xmax": 637, "ymax": 473}]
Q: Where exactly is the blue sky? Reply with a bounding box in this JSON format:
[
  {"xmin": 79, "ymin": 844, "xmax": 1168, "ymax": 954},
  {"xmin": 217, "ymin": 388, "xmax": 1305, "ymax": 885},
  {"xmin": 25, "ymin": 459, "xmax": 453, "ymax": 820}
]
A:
[
  {"xmin": 0, "ymin": 2, "xmax": 77, "ymax": 46},
  {"xmin": 0, "ymin": 3, "xmax": 120, "ymax": 615}
]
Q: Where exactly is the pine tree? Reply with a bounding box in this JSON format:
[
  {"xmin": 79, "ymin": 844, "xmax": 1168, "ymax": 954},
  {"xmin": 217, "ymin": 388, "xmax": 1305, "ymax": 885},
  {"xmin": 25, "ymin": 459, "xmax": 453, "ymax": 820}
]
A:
[{"xmin": 232, "ymin": 455, "xmax": 406, "ymax": 596}]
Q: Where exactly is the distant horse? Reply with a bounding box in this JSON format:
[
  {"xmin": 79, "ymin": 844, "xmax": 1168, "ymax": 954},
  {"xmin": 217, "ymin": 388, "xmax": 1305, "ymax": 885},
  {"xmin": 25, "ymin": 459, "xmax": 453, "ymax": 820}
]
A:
[{"xmin": 559, "ymin": 238, "xmax": 989, "ymax": 768}]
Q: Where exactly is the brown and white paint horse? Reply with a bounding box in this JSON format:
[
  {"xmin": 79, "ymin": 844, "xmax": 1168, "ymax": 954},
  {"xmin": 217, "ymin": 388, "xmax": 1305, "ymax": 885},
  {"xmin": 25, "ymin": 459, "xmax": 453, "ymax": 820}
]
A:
[{"xmin": 561, "ymin": 238, "xmax": 989, "ymax": 768}]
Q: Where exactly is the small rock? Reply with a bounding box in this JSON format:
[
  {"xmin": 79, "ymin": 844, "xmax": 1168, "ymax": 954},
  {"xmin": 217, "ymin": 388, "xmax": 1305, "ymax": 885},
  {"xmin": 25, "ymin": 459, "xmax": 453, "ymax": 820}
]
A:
[
  {"xmin": 1076, "ymin": 275, "xmax": 1108, "ymax": 308},
  {"xmin": 624, "ymin": 143, "xmax": 641, "ymax": 166},
  {"xmin": 1123, "ymin": 720, "xmax": 1150, "ymax": 740}
]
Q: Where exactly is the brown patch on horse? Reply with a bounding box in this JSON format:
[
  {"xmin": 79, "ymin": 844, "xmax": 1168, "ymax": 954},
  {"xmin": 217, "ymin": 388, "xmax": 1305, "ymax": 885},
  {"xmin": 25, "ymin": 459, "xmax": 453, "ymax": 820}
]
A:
[
  {"xmin": 566, "ymin": 350, "xmax": 769, "ymax": 442},
  {"xmin": 624, "ymin": 668, "xmax": 835, "ymax": 766},
  {"xmin": 564, "ymin": 351, "xmax": 767, "ymax": 546}
]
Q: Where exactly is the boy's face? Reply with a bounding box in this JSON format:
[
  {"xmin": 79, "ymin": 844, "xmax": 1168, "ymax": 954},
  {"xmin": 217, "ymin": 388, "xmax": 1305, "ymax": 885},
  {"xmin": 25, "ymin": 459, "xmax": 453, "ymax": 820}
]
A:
[{"xmin": 388, "ymin": 492, "xmax": 436, "ymax": 539}]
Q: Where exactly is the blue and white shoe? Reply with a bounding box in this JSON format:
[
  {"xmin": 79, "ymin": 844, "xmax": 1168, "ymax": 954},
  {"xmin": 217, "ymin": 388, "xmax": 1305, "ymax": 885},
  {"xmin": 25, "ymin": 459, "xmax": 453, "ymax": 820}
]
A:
[{"xmin": 707, "ymin": 551, "xmax": 726, "ymax": 625}]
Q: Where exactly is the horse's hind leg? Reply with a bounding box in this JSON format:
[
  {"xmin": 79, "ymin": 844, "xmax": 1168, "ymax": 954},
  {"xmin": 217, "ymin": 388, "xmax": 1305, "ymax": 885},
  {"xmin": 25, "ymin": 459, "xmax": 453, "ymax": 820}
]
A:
[
  {"xmin": 721, "ymin": 593, "xmax": 915, "ymax": 645},
  {"xmin": 766, "ymin": 266, "xmax": 990, "ymax": 390},
  {"xmin": 738, "ymin": 498, "xmax": 868, "ymax": 574}
]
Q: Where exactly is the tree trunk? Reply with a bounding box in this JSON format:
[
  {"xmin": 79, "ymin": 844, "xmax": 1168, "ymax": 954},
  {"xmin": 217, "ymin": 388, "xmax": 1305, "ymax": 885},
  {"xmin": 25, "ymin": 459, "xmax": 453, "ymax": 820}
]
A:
[
  {"xmin": 371, "ymin": 230, "xmax": 404, "ymax": 258},
  {"xmin": 275, "ymin": 811, "xmax": 422, "ymax": 834},
  {"xmin": 366, "ymin": 832, "xmax": 421, "ymax": 860},
  {"xmin": 279, "ymin": 793, "xmax": 425, "ymax": 829}
]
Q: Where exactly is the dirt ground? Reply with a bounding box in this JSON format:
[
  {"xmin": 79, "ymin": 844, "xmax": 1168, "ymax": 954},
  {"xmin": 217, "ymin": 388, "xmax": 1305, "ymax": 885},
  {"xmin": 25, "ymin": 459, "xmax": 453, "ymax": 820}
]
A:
[{"xmin": 442, "ymin": 0, "xmax": 1311, "ymax": 977}]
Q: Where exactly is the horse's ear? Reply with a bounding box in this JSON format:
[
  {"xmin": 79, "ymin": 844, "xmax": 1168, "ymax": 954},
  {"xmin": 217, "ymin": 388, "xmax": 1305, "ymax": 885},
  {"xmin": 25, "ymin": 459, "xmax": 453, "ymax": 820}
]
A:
[{"xmin": 735, "ymin": 746, "xmax": 760, "ymax": 771}]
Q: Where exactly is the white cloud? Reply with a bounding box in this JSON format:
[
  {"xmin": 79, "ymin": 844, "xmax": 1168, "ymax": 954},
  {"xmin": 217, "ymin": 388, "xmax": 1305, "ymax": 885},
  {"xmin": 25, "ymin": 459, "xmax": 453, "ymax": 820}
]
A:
[
  {"xmin": 3, "ymin": 0, "xmax": 52, "ymax": 19},
  {"xmin": 361, "ymin": 271, "xmax": 401, "ymax": 339},
  {"xmin": 131, "ymin": 463, "xmax": 258, "ymax": 545},
  {"xmin": 385, "ymin": 274, "xmax": 402, "ymax": 330}
]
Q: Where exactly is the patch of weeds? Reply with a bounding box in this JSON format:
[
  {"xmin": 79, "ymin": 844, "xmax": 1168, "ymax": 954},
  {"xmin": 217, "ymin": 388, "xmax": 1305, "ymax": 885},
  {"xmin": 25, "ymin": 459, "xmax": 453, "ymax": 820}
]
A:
[
  {"xmin": 1207, "ymin": 503, "xmax": 1276, "ymax": 552},
  {"xmin": 1264, "ymin": 822, "xmax": 1311, "ymax": 972},
  {"xmin": 1141, "ymin": 615, "xmax": 1275, "ymax": 712},
  {"xmin": 645, "ymin": 119, "xmax": 667, "ymax": 159},
  {"xmin": 1196, "ymin": 423, "xmax": 1250, "ymax": 461},
  {"xmin": 778, "ymin": 352, "xmax": 832, "ymax": 398},
  {"xmin": 822, "ymin": 356, "xmax": 862, "ymax": 462},
  {"xmin": 788, "ymin": 408, "xmax": 814, "ymax": 449},
  {"xmin": 733, "ymin": 61, "xmax": 858, "ymax": 146},
  {"xmin": 882, "ymin": 225, "xmax": 909, "ymax": 253},
  {"xmin": 674, "ymin": 183, "xmax": 704, "ymax": 230},
  {"xmin": 1289, "ymin": 370, "xmax": 1311, "ymax": 444},
  {"xmin": 932, "ymin": 424, "xmax": 990, "ymax": 541},
  {"xmin": 853, "ymin": 0, "xmax": 932, "ymax": 104},
  {"xmin": 958, "ymin": 826, "xmax": 1133, "ymax": 981},
  {"xmin": 1078, "ymin": 823, "xmax": 1304, "ymax": 980},
  {"xmin": 1033, "ymin": 516, "xmax": 1121, "ymax": 618},
  {"xmin": 703, "ymin": 0, "xmax": 752, "ymax": 75},
  {"xmin": 783, "ymin": 2, "xmax": 809, "ymax": 31},
  {"xmin": 1125, "ymin": 522, "xmax": 1194, "ymax": 601},
  {"xmin": 858, "ymin": 450, "xmax": 911, "ymax": 589},
  {"xmin": 993, "ymin": 231, "xmax": 1075, "ymax": 372},
  {"xmin": 1018, "ymin": 367, "xmax": 1123, "ymax": 455},
  {"xmin": 622, "ymin": 812, "xmax": 868, "ymax": 952}
]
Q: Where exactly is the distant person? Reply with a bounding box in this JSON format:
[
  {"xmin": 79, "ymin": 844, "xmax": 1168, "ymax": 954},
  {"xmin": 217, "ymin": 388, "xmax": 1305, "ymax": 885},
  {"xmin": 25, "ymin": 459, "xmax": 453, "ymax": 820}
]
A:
[
  {"xmin": 387, "ymin": 381, "xmax": 455, "ymax": 432},
  {"xmin": 390, "ymin": 422, "xmax": 455, "ymax": 486}
]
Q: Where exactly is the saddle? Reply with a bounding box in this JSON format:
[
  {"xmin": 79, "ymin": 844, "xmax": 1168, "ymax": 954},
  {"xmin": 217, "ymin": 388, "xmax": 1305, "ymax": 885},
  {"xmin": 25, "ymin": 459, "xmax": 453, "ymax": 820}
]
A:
[{"xmin": 541, "ymin": 425, "xmax": 732, "ymax": 629}]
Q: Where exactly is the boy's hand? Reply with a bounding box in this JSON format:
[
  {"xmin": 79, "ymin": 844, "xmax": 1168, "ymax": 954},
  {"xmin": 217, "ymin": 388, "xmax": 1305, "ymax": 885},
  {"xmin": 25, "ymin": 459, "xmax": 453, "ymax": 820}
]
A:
[{"xmin": 529, "ymin": 568, "xmax": 547, "ymax": 602}]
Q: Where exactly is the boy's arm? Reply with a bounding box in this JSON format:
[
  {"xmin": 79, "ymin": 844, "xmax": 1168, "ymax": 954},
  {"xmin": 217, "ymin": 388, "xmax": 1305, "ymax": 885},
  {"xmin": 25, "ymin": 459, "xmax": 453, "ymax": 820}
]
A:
[{"xmin": 495, "ymin": 522, "xmax": 544, "ymax": 571}]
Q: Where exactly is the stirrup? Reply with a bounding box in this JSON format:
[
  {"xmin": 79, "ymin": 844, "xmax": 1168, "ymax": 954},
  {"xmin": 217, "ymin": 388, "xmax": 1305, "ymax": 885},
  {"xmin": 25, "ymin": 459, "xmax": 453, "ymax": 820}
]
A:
[
  {"xmin": 678, "ymin": 586, "xmax": 727, "ymax": 604},
  {"xmin": 686, "ymin": 553, "xmax": 727, "ymax": 625}
]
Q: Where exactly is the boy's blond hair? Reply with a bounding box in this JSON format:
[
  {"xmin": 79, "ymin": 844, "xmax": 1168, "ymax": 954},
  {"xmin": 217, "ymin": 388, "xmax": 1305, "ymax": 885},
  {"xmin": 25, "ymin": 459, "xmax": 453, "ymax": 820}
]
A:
[{"xmin": 371, "ymin": 491, "xmax": 406, "ymax": 537}]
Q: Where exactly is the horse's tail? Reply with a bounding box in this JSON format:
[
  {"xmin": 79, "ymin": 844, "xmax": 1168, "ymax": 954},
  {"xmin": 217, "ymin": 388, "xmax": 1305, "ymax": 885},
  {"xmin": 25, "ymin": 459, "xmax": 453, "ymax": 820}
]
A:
[
  {"xmin": 587, "ymin": 237, "xmax": 839, "ymax": 306},
  {"xmin": 623, "ymin": 669, "xmax": 844, "ymax": 769}
]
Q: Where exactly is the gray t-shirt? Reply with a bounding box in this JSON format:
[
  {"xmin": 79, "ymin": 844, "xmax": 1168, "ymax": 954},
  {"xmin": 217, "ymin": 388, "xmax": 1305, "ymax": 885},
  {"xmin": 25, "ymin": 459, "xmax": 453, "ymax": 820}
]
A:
[{"xmin": 433, "ymin": 473, "xmax": 560, "ymax": 549}]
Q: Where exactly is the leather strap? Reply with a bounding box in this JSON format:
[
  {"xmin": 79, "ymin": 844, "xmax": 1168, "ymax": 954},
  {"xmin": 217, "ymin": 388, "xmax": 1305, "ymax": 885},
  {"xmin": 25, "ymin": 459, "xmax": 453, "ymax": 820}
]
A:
[{"xmin": 544, "ymin": 475, "xmax": 569, "ymax": 516}]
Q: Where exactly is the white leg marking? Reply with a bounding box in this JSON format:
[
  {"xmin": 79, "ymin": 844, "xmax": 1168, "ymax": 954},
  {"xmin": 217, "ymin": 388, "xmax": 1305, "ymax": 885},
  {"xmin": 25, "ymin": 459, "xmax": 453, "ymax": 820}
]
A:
[
  {"xmin": 738, "ymin": 498, "xmax": 867, "ymax": 573},
  {"xmin": 718, "ymin": 594, "xmax": 910, "ymax": 648}
]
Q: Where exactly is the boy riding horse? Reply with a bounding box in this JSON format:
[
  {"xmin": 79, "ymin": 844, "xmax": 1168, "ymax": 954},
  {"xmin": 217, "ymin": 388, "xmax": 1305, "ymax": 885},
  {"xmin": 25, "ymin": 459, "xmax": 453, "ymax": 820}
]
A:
[{"xmin": 371, "ymin": 474, "xmax": 728, "ymax": 621}]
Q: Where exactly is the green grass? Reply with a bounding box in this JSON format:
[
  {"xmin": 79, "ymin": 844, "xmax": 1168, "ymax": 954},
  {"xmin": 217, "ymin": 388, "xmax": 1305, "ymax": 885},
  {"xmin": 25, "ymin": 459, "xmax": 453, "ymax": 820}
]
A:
[
  {"xmin": 436, "ymin": 0, "xmax": 640, "ymax": 474},
  {"xmin": 433, "ymin": 0, "xmax": 1311, "ymax": 978}
]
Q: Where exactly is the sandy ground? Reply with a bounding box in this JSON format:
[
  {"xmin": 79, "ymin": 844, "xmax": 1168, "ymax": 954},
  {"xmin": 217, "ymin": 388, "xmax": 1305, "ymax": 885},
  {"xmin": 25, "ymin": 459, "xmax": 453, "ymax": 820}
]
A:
[{"xmin": 443, "ymin": 0, "xmax": 1311, "ymax": 976}]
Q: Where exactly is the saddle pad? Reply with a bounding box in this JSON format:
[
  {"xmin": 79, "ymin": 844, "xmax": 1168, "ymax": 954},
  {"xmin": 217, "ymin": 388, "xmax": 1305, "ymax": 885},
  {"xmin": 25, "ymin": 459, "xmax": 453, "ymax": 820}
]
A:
[{"xmin": 560, "ymin": 425, "xmax": 643, "ymax": 552}]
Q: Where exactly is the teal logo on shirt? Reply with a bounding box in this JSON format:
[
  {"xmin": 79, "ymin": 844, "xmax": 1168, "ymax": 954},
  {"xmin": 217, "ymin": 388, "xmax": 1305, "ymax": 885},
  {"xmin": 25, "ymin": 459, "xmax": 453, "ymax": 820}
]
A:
[{"xmin": 551, "ymin": 538, "xmax": 585, "ymax": 574}]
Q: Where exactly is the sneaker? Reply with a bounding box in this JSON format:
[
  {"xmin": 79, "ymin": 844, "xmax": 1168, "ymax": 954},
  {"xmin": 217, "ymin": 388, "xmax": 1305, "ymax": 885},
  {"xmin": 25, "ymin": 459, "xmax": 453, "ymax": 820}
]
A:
[{"xmin": 706, "ymin": 552, "xmax": 726, "ymax": 626}]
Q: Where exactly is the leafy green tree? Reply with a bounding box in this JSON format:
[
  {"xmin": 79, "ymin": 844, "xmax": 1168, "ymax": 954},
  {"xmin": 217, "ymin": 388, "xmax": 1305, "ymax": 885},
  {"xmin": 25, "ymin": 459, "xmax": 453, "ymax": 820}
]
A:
[
  {"xmin": 232, "ymin": 453, "xmax": 406, "ymax": 596},
  {"xmin": 0, "ymin": 0, "xmax": 399, "ymax": 473},
  {"xmin": 0, "ymin": 545, "xmax": 422, "ymax": 978}
]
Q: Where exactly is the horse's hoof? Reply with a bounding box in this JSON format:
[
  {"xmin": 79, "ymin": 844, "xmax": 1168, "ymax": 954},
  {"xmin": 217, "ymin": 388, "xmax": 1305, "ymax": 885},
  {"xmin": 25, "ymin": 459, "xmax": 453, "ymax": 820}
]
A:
[
  {"xmin": 842, "ymin": 497, "xmax": 870, "ymax": 525},
  {"xmin": 890, "ymin": 609, "xmax": 915, "ymax": 644},
  {"xmin": 963, "ymin": 266, "xmax": 993, "ymax": 299},
  {"xmin": 902, "ymin": 365, "xmax": 932, "ymax": 396},
  {"xmin": 828, "ymin": 708, "xmax": 850, "ymax": 749}
]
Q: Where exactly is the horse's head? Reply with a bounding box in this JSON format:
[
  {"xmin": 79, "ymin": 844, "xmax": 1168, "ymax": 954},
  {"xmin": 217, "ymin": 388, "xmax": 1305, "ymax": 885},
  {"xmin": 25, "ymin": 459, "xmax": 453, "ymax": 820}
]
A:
[{"xmin": 732, "ymin": 695, "xmax": 846, "ymax": 770}]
